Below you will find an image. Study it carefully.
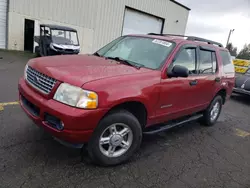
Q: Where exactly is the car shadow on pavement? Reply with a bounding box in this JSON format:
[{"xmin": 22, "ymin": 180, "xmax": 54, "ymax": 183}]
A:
[
  {"xmin": 140, "ymin": 122, "xmax": 202, "ymax": 151},
  {"xmin": 26, "ymin": 121, "xmax": 205, "ymax": 168},
  {"xmin": 230, "ymin": 94, "xmax": 250, "ymax": 105}
]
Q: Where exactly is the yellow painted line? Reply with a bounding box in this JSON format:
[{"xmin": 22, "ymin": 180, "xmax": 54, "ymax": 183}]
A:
[
  {"xmin": 235, "ymin": 128, "xmax": 250, "ymax": 138},
  {"xmin": 0, "ymin": 101, "xmax": 19, "ymax": 111}
]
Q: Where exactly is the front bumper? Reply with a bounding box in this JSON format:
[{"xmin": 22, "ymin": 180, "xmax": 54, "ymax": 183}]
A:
[
  {"xmin": 233, "ymin": 87, "xmax": 250, "ymax": 95},
  {"xmin": 18, "ymin": 78, "xmax": 108, "ymax": 144},
  {"xmin": 52, "ymin": 49, "xmax": 79, "ymax": 55}
]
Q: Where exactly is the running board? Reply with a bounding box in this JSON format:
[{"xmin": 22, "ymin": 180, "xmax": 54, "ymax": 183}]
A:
[{"xmin": 143, "ymin": 114, "xmax": 203, "ymax": 135}]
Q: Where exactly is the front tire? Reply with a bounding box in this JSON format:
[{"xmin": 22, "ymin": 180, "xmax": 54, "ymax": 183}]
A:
[
  {"xmin": 88, "ymin": 110, "xmax": 142, "ymax": 166},
  {"xmin": 201, "ymin": 95, "xmax": 223, "ymax": 126}
]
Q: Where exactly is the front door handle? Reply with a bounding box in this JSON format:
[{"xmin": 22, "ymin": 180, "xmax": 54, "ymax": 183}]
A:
[
  {"xmin": 215, "ymin": 77, "xmax": 221, "ymax": 82},
  {"xmin": 190, "ymin": 80, "xmax": 198, "ymax": 86}
]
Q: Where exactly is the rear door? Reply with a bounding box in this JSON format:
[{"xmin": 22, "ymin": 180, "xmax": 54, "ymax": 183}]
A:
[{"xmin": 194, "ymin": 46, "xmax": 220, "ymax": 107}]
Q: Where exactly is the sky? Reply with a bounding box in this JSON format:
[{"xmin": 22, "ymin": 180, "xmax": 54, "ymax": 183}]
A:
[{"xmin": 177, "ymin": 0, "xmax": 250, "ymax": 51}]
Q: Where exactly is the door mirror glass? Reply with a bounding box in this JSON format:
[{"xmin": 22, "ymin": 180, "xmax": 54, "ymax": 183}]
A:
[{"xmin": 168, "ymin": 65, "xmax": 189, "ymax": 78}]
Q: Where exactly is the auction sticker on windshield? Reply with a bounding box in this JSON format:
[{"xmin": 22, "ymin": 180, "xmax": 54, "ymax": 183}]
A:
[{"xmin": 152, "ymin": 39, "xmax": 172, "ymax": 47}]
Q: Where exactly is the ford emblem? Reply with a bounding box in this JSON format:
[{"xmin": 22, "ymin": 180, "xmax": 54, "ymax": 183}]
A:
[{"xmin": 33, "ymin": 76, "xmax": 40, "ymax": 83}]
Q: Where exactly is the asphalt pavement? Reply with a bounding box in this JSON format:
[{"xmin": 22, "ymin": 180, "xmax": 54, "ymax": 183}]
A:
[{"xmin": 0, "ymin": 51, "xmax": 250, "ymax": 188}]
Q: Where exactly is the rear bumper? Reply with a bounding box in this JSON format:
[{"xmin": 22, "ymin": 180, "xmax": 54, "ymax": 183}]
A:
[
  {"xmin": 233, "ymin": 87, "xmax": 250, "ymax": 95},
  {"xmin": 18, "ymin": 77, "xmax": 108, "ymax": 144}
]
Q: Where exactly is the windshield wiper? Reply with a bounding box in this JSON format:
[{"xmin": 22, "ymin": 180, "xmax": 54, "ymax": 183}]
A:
[{"xmin": 105, "ymin": 56, "xmax": 144, "ymax": 69}]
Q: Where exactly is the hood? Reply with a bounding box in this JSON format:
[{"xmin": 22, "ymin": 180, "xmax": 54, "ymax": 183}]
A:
[{"xmin": 29, "ymin": 55, "xmax": 151, "ymax": 87}]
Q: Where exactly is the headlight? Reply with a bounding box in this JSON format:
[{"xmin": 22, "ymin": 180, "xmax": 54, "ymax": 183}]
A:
[
  {"xmin": 50, "ymin": 43, "xmax": 58, "ymax": 51},
  {"xmin": 24, "ymin": 64, "xmax": 28, "ymax": 80},
  {"xmin": 53, "ymin": 83, "xmax": 98, "ymax": 109}
]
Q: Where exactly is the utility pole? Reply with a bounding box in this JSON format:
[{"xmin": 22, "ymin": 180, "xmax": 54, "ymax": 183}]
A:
[{"xmin": 226, "ymin": 29, "xmax": 235, "ymax": 47}]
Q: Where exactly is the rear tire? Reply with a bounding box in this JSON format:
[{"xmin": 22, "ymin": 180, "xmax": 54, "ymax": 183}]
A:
[
  {"xmin": 88, "ymin": 110, "xmax": 142, "ymax": 166},
  {"xmin": 201, "ymin": 95, "xmax": 223, "ymax": 126}
]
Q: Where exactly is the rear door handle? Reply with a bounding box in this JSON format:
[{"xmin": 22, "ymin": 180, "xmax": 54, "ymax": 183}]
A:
[
  {"xmin": 215, "ymin": 77, "xmax": 221, "ymax": 82},
  {"xmin": 190, "ymin": 80, "xmax": 198, "ymax": 86}
]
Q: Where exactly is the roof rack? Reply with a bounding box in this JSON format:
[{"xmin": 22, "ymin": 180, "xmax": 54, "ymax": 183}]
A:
[{"xmin": 148, "ymin": 33, "xmax": 223, "ymax": 47}]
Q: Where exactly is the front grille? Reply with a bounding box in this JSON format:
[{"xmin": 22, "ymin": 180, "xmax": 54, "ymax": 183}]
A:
[
  {"xmin": 26, "ymin": 66, "xmax": 57, "ymax": 94},
  {"xmin": 65, "ymin": 49, "xmax": 74, "ymax": 52}
]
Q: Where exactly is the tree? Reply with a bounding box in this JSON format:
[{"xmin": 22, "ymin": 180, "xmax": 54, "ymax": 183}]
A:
[
  {"xmin": 236, "ymin": 44, "xmax": 250, "ymax": 60},
  {"xmin": 226, "ymin": 42, "xmax": 237, "ymax": 57}
]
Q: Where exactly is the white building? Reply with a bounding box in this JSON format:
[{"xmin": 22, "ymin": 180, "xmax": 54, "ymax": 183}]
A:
[{"xmin": 0, "ymin": 0, "xmax": 190, "ymax": 53}]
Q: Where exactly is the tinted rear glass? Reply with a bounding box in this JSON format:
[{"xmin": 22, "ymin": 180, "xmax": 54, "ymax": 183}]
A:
[{"xmin": 219, "ymin": 50, "xmax": 235, "ymax": 73}]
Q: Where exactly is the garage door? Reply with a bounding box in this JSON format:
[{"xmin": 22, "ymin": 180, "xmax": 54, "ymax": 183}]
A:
[
  {"xmin": 0, "ymin": 0, "xmax": 7, "ymax": 49},
  {"xmin": 122, "ymin": 8, "xmax": 163, "ymax": 35}
]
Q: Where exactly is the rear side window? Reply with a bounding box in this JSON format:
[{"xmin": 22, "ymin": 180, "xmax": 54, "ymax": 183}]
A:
[
  {"xmin": 199, "ymin": 50, "xmax": 217, "ymax": 74},
  {"xmin": 219, "ymin": 50, "xmax": 235, "ymax": 73}
]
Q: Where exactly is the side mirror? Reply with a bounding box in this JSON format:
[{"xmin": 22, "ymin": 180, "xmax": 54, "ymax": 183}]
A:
[{"xmin": 167, "ymin": 65, "xmax": 189, "ymax": 78}]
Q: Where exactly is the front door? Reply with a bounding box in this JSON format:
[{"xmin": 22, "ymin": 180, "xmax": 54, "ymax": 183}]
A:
[{"xmin": 155, "ymin": 44, "xmax": 203, "ymax": 123}]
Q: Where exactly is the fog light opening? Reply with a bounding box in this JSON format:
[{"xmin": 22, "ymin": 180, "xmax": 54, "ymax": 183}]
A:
[{"xmin": 57, "ymin": 121, "xmax": 65, "ymax": 131}]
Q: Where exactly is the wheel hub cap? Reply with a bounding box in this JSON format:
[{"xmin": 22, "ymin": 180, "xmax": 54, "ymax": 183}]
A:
[
  {"xmin": 99, "ymin": 123, "xmax": 133, "ymax": 158},
  {"xmin": 210, "ymin": 102, "xmax": 220, "ymax": 121},
  {"xmin": 110, "ymin": 134, "xmax": 123, "ymax": 146}
]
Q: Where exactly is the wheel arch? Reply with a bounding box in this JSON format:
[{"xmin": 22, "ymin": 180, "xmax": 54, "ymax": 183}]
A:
[
  {"xmin": 215, "ymin": 89, "xmax": 227, "ymax": 104},
  {"xmin": 101, "ymin": 100, "xmax": 148, "ymax": 129}
]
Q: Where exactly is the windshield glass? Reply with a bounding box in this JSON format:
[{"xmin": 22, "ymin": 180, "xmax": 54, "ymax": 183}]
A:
[
  {"xmin": 51, "ymin": 29, "xmax": 79, "ymax": 45},
  {"xmin": 96, "ymin": 36, "xmax": 175, "ymax": 69},
  {"xmin": 245, "ymin": 69, "xmax": 250, "ymax": 75}
]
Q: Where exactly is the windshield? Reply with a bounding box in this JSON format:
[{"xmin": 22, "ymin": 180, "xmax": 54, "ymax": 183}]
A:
[
  {"xmin": 96, "ymin": 36, "xmax": 175, "ymax": 69},
  {"xmin": 245, "ymin": 69, "xmax": 250, "ymax": 75},
  {"xmin": 51, "ymin": 29, "xmax": 79, "ymax": 45}
]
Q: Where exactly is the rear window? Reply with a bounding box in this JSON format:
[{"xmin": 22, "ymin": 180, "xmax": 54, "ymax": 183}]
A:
[{"xmin": 219, "ymin": 50, "xmax": 235, "ymax": 73}]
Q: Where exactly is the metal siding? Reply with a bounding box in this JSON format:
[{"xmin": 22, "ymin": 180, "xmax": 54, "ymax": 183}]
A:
[
  {"xmin": 0, "ymin": 0, "xmax": 7, "ymax": 48},
  {"xmin": 92, "ymin": 0, "xmax": 189, "ymax": 51},
  {"xmin": 8, "ymin": 0, "xmax": 189, "ymax": 52},
  {"xmin": 165, "ymin": 0, "xmax": 189, "ymax": 34}
]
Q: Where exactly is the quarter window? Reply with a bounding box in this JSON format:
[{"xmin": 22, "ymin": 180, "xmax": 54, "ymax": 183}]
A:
[
  {"xmin": 219, "ymin": 50, "xmax": 235, "ymax": 73},
  {"xmin": 173, "ymin": 48, "xmax": 197, "ymax": 74}
]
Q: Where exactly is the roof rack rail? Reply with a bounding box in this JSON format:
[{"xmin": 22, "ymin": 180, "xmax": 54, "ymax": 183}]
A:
[{"xmin": 148, "ymin": 33, "xmax": 223, "ymax": 47}]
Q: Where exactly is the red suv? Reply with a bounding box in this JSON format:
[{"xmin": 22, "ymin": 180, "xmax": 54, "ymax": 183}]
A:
[{"xmin": 18, "ymin": 34, "xmax": 235, "ymax": 166}]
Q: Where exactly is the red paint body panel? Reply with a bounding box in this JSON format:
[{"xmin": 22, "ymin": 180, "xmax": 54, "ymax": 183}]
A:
[
  {"xmin": 18, "ymin": 34, "xmax": 235, "ymax": 144},
  {"xmin": 19, "ymin": 78, "xmax": 108, "ymax": 143},
  {"xmin": 82, "ymin": 70, "xmax": 161, "ymax": 125},
  {"xmin": 29, "ymin": 55, "xmax": 151, "ymax": 87}
]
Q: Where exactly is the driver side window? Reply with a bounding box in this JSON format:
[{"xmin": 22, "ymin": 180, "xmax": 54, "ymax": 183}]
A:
[{"xmin": 172, "ymin": 48, "xmax": 197, "ymax": 74}]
